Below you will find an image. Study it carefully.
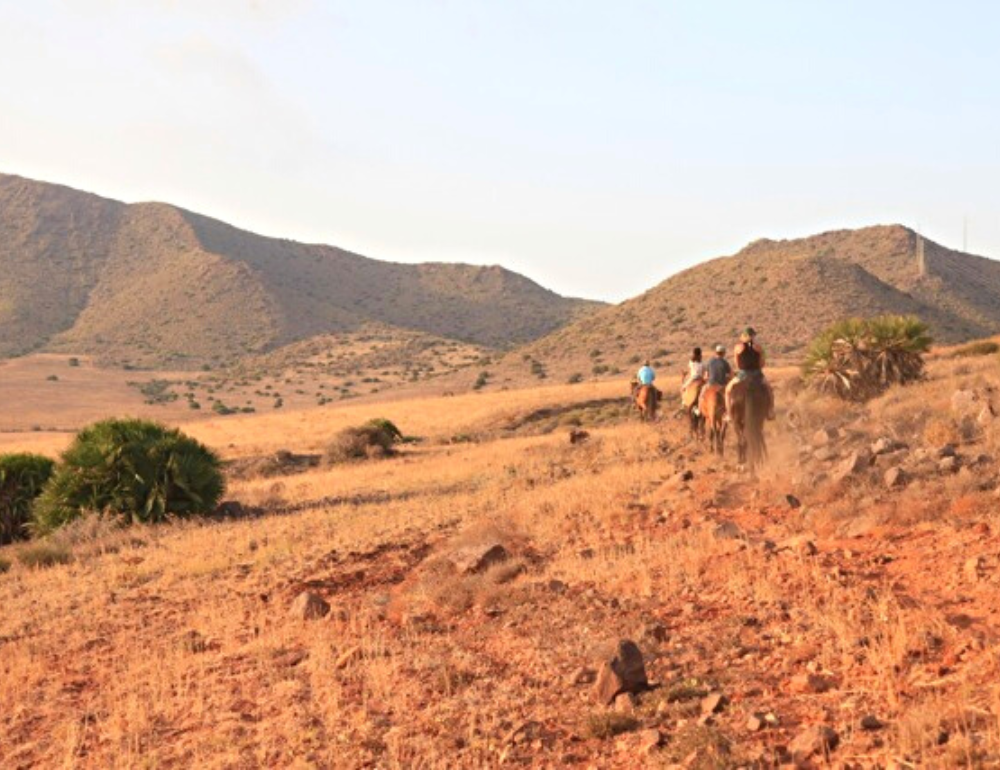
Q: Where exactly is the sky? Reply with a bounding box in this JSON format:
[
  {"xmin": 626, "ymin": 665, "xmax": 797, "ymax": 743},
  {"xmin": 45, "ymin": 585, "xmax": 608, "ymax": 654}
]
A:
[{"xmin": 1, "ymin": 0, "xmax": 999, "ymax": 302}]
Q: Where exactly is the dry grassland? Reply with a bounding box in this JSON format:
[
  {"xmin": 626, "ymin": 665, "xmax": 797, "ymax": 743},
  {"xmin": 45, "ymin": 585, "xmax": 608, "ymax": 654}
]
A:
[{"xmin": 2, "ymin": 354, "xmax": 1000, "ymax": 767}]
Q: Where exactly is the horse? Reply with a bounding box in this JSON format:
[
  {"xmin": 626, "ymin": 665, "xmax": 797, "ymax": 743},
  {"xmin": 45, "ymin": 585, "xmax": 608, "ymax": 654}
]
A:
[
  {"xmin": 699, "ymin": 384, "xmax": 727, "ymax": 456},
  {"xmin": 681, "ymin": 380, "xmax": 704, "ymax": 440},
  {"xmin": 633, "ymin": 384, "xmax": 660, "ymax": 423},
  {"xmin": 730, "ymin": 375, "xmax": 768, "ymax": 472}
]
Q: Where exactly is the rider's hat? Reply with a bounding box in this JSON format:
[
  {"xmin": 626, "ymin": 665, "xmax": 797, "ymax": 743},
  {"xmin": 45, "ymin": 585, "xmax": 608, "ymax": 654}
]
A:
[
  {"xmin": 715, "ymin": 344, "xmax": 725, "ymax": 353},
  {"xmin": 740, "ymin": 327, "xmax": 757, "ymax": 341}
]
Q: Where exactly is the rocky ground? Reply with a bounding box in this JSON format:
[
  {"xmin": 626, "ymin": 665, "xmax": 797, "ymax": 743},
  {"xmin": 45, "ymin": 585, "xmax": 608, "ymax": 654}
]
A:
[{"xmin": 2, "ymin": 354, "xmax": 1000, "ymax": 768}]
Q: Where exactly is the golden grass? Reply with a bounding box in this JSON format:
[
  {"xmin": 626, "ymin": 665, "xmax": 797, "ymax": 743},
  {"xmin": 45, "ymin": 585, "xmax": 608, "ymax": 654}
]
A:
[{"xmin": 2, "ymin": 355, "xmax": 1000, "ymax": 767}]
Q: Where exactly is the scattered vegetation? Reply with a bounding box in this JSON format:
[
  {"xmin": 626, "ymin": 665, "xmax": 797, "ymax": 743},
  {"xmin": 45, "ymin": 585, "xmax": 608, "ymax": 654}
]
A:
[
  {"xmin": 803, "ymin": 315, "xmax": 932, "ymax": 401},
  {"xmin": 951, "ymin": 340, "xmax": 999, "ymax": 358},
  {"xmin": 326, "ymin": 418, "xmax": 404, "ymax": 464},
  {"xmin": 33, "ymin": 418, "xmax": 224, "ymax": 533},
  {"xmin": 0, "ymin": 453, "xmax": 56, "ymax": 544}
]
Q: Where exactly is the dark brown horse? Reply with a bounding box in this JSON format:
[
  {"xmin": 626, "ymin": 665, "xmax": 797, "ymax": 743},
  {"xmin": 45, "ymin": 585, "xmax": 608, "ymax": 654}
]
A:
[
  {"xmin": 633, "ymin": 384, "xmax": 660, "ymax": 422},
  {"xmin": 699, "ymin": 384, "xmax": 727, "ymax": 456},
  {"xmin": 730, "ymin": 375, "xmax": 768, "ymax": 472}
]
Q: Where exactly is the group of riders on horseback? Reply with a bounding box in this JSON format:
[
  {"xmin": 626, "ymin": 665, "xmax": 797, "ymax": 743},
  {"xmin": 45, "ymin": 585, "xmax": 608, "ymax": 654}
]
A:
[{"xmin": 631, "ymin": 327, "xmax": 774, "ymax": 468}]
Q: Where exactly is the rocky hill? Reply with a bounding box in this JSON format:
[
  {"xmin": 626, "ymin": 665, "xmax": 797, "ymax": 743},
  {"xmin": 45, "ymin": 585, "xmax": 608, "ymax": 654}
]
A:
[
  {"xmin": 511, "ymin": 225, "xmax": 1000, "ymax": 380},
  {"xmin": 0, "ymin": 174, "xmax": 600, "ymax": 368}
]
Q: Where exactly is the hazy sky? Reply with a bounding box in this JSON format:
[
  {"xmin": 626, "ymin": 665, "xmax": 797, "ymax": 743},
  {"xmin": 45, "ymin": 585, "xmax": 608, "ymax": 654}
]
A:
[{"xmin": 2, "ymin": 1, "xmax": 998, "ymax": 301}]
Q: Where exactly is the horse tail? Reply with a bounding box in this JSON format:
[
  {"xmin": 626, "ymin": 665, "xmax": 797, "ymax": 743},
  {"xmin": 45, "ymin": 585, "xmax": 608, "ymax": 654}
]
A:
[{"xmin": 745, "ymin": 379, "xmax": 768, "ymax": 470}]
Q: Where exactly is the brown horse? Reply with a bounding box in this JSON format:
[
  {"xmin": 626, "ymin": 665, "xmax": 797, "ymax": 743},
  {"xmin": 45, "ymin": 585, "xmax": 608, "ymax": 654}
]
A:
[
  {"xmin": 699, "ymin": 384, "xmax": 727, "ymax": 455},
  {"xmin": 730, "ymin": 375, "xmax": 768, "ymax": 472},
  {"xmin": 633, "ymin": 384, "xmax": 660, "ymax": 422}
]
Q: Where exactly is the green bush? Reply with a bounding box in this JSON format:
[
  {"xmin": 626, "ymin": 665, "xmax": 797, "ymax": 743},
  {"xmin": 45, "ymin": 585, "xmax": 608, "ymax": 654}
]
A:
[
  {"xmin": 326, "ymin": 419, "xmax": 403, "ymax": 464},
  {"xmin": 0, "ymin": 453, "xmax": 56, "ymax": 545},
  {"xmin": 33, "ymin": 418, "xmax": 224, "ymax": 534},
  {"xmin": 803, "ymin": 315, "xmax": 932, "ymax": 402}
]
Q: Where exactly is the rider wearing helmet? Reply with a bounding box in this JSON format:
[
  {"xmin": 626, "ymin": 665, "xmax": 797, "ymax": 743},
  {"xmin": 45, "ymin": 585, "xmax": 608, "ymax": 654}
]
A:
[{"xmin": 725, "ymin": 328, "xmax": 775, "ymax": 420}]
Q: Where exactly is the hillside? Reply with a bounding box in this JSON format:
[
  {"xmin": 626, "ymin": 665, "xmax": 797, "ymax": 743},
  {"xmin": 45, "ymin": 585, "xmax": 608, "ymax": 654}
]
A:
[
  {"xmin": 0, "ymin": 174, "xmax": 600, "ymax": 368},
  {"xmin": 503, "ymin": 225, "xmax": 1000, "ymax": 383},
  {"xmin": 4, "ymin": 347, "xmax": 1000, "ymax": 766}
]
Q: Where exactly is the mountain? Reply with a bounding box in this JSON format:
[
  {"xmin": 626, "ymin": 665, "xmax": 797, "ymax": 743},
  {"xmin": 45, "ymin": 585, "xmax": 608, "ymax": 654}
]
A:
[
  {"xmin": 506, "ymin": 225, "xmax": 1000, "ymax": 380},
  {"xmin": 0, "ymin": 174, "xmax": 601, "ymax": 367}
]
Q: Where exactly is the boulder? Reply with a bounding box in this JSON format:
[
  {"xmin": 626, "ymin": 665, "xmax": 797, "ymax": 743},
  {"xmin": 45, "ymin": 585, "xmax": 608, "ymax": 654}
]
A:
[
  {"xmin": 569, "ymin": 429, "xmax": 590, "ymax": 445},
  {"xmin": 594, "ymin": 639, "xmax": 648, "ymax": 705},
  {"xmin": 832, "ymin": 451, "xmax": 871, "ymax": 483},
  {"xmin": 812, "ymin": 427, "xmax": 837, "ymax": 447},
  {"xmin": 978, "ymin": 405, "xmax": 996, "ymax": 427},
  {"xmin": 813, "ymin": 446, "xmax": 836, "ymax": 462},
  {"xmin": 871, "ymin": 437, "xmax": 905, "ymax": 456},
  {"xmin": 884, "ymin": 466, "xmax": 907, "ymax": 489},
  {"xmin": 289, "ymin": 591, "xmax": 331, "ymax": 621},
  {"xmin": 784, "ymin": 494, "xmax": 802, "ymax": 510},
  {"xmin": 701, "ymin": 692, "xmax": 728, "ymax": 715},
  {"xmin": 952, "ymin": 389, "xmax": 981, "ymax": 416},
  {"xmin": 713, "ymin": 521, "xmax": 744, "ymax": 540},
  {"xmin": 938, "ymin": 456, "xmax": 959, "ymax": 474},
  {"xmin": 637, "ymin": 728, "xmax": 662, "ymax": 754},
  {"xmin": 449, "ymin": 542, "xmax": 509, "ymax": 574},
  {"xmin": 861, "ymin": 714, "xmax": 884, "ymax": 731},
  {"xmin": 789, "ymin": 724, "xmax": 840, "ymax": 763},
  {"xmin": 789, "ymin": 672, "xmax": 838, "ymax": 694}
]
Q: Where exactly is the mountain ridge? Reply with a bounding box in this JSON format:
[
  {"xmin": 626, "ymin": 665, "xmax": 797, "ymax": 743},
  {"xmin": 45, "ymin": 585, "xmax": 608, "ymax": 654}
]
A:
[
  {"xmin": 488, "ymin": 224, "xmax": 1000, "ymax": 384},
  {"xmin": 0, "ymin": 173, "xmax": 601, "ymax": 367}
]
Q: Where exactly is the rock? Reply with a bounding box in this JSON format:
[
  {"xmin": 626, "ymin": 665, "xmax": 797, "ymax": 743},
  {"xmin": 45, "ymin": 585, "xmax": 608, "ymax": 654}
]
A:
[
  {"xmin": 701, "ymin": 692, "xmax": 728, "ymax": 715},
  {"xmin": 746, "ymin": 713, "xmax": 766, "ymax": 732},
  {"xmin": 938, "ymin": 444, "xmax": 957, "ymax": 459},
  {"xmin": 789, "ymin": 724, "xmax": 840, "ymax": 762},
  {"xmin": 637, "ymin": 728, "xmax": 662, "ymax": 754},
  {"xmin": 938, "ymin": 456, "xmax": 959, "ymax": 474},
  {"xmin": 860, "ymin": 714, "xmax": 884, "ymax": 731},
  {"xmin": 964, "ymin": 556, "xmax": 984, "ymax": 582},
  {"xmin": 569, "ymin": 429, "xmax": 590, "ymax": 445},
  {"xmin": 871, "ymin": 437, "xmax": 903, "ymax": 456},
  {"xmin": 613, "ymin": 692, "xmax": 639, "ymax": 713},
  {"xmin": 288, "ymin": 591, "xmax": 330, "ymax": 621},
  {"xmin": 812, "ymin": 427, "xmax": 837, "ymax": 447},
  {"xmin": 952, "ymin": 389, "xmax": 981, "ymax": 416},
  {"xmin": 636, "ymin": 621, "xmax": 670, "ymax": 643},
  {"xmin": 884, "ymin": 466, "xmax": 907, "ymax": 489},
  {"xmin": 568, "ymin": 667, "xmax": 596, "ymax": 686},
  {"xmin": 782, "ymin": 535, "xmax": 818, "ymax": 557},
  {"xmin": 833, "ymin": 451, "xmax": 871, "ymax": 482},
  {"xmin": 978, "ymin": 405, "xmax": 996, "ymax": 426},
  {"xmin": 594, "ymin": 639, "xmax": 648, "ymax": 705},
  {"xmin": 214, "ymin": 500, "xmax": 245, "ymax": 518},
  {"xmin": 785, "ymin": 494, "xmax": 802, "ymax": 509},
  {"xmin": 789, "ymin": 672, "xmax": 838, "ymax": 693},
  {"xmin": 679, "ymin": 469, "xmax": 694, "ymax": 482},
  {"xmin": 713, "ymin": 521, "xmax": 744, "ymax": 540},
  {"xmin": 813, "ymin": 446, "xmax": 836, "ymax": 462},
  {"xmin": 449, "ymin": 542, "xmax": 509, "ymax": 574}
]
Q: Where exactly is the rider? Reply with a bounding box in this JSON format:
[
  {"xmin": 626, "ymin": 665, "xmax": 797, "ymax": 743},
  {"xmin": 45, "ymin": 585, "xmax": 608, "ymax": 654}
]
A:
[
  {"xmin": 725, "ymin": 328, "xmax": 775, "ymax": 420},
  {"xmin": 636, "ymin": 359, "xmax": 656, "ymax": 388},
  {"xmin": 680, "ymin": 347, "xmax": 705, "ymax": 393},
  {"xmin": 705, "ymin": 344, "xmax": 732, "ymax": 388}
]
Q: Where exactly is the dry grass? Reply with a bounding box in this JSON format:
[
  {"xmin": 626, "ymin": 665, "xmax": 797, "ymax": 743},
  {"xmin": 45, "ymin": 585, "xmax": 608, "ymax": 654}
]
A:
[{"xmin": 2, "ymin": 352, "xmax": 1000, "ymax": 767}]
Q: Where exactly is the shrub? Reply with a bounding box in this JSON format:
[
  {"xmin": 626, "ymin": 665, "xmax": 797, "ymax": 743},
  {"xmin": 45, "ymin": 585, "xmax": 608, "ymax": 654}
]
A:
[
  {"xmin": 803, "ymin": 315, "xmax": 931, "ymax": 402},
  {"xmin": 0, "ymin": 556, "xmax": 9, "ymax": 573},
  {"xmin": 0, "ymin": 453, "xmax": 56, "ymax": 545},
  {"xmin": 68, "ymin": 357, "xmax": 80, "ymax": 367},
  {"xmin": 16, "ymin": 541, "xmax": 72, "ymax": 569},
  {"xmin": 568, "ymin": 373, "xmax": 584, "ymax": 384},
  {"xmin": 951, "ymin": 340, "xmax": 1000, "ymax": 358},
  {"xmin": 326, "ymin": 419, "xmax": 403, "ymax": 464},
  {"xmin": 33, "ymin": 418, "xmax": 224, "ymax": 534}
]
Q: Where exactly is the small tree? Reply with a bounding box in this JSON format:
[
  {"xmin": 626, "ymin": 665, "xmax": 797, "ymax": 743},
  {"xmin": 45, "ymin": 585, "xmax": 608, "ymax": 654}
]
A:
[
  {"xmin": 0, "ymin": 454, "xmax": 56, "ymax": 544},
  {"xmin": 803, "ymin": 315, "xmax": 931, "ymax": 401},
  {"xmin": 33, "ymin": 419, "xmax": 224, "ymax": 534}
]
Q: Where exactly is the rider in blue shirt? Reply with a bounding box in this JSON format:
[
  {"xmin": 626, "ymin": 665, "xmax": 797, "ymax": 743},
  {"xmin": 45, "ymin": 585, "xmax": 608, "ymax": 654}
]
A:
[{"xmin": 636, "ymin": 360, "xmax": 655, "ymax": 386}]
